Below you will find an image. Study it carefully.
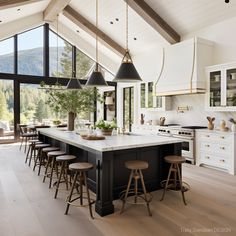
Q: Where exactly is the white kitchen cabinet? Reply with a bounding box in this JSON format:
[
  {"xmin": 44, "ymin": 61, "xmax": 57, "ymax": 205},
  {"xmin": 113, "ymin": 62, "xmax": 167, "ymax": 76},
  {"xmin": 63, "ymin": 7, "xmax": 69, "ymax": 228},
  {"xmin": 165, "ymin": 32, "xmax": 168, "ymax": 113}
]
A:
[
  {"xmin": 139, "ymin": 82, "xmax": 171, "ymax": 111},
  {"xmin": 195, "ymin": 130, "xmax": 236, "ymax": 175},
  {"xmin": 206, "ymin": 61, "xmax": 236, "ymax": 111}
]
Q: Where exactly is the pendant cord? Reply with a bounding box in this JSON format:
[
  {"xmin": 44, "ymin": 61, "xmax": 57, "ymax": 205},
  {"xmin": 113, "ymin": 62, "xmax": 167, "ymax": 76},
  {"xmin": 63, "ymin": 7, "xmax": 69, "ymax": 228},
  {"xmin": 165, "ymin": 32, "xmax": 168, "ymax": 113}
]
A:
[
  {"xmin": 126, "ymin": 0, "xmax": 128, "ymax": 51},
  {"xmin": 96, "ymin": 0, "xmax": 98, "ymax": 71},
  {"xmin": 56, "ymin": 14, "xmax": 59, "ymax": 83}
]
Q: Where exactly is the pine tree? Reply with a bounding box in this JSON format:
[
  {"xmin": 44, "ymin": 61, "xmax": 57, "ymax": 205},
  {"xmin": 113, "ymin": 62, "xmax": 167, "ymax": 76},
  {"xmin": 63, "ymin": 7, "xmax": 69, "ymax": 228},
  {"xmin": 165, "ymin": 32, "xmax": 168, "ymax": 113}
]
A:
[{"xmin": 34, "ymin": 99, "xmax": 47, "ymax": 122}]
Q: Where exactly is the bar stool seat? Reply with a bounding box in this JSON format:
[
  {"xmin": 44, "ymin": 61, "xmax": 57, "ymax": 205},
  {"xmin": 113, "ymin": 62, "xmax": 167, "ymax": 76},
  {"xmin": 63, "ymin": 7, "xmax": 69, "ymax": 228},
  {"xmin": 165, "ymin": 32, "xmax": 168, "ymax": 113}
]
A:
[
  {"xmin": 35, "ymin": 143, "xmax": 51, "ymax": 149},
  {"xmin": 160, "ymin": 155, "xmax": 189, "ymax": 205},
  {"xmin": 65, "ymin": 162, "xmax": 95, "ymax": 219},
  {"xmin": 54, "ymin": 155, "xmax": 77, "ymax": 199},
  {"xmin": 69, "ymin": 162, "xmax": 93, "ymax": 171},
  {"xmin": 48, "ymin": 151, "xmax": 66, "ymax": 157},
  {"xmin": 42, "ymin": 147, "xmax": 60, "ymax": 153},
  {"xmin": 28, "ymin": 139, "xmax": 40, "ymax": 143},
  {"xmin": 125, "ymin": 160, "xmax": 149, "ymax": 170},
  {"xmin": 120, "ymin": 160, "xmax": 152, "ymax": 216}
]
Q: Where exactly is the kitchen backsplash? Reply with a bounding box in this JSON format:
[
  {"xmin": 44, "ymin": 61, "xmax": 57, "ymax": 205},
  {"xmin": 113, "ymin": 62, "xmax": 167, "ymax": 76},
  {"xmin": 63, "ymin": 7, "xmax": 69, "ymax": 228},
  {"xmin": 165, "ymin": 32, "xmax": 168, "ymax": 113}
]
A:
[{"xmin": 140, "ymin": 94, "xmax": 236, "ymax": 128}]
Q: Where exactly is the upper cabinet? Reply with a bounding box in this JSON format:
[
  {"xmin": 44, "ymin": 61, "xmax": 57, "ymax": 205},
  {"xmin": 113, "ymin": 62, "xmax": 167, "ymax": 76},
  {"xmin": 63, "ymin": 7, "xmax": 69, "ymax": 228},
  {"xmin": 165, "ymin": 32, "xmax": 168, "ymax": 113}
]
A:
[
  {"xmin": 139, "ymin": 82, "xmax": 171, "ymax": 111},
  {"xmin": 154, "ymin": 37, "xmax": 213, "ymax": 96},
  {"xmin": 206, "ymin": 62, "xmax": 236, "ymax": 111}
]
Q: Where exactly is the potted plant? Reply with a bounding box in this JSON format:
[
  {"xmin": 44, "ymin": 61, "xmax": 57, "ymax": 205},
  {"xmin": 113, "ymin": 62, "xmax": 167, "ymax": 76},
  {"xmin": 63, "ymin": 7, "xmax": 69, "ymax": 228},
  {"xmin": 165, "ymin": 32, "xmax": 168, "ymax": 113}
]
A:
[
  {"xmin": 40, "ymin": 82, "xmax": 102, "ymax": 131},
  {"xmin": 95, "ymin": 119, "xmax": 117, "ymax": 136}
]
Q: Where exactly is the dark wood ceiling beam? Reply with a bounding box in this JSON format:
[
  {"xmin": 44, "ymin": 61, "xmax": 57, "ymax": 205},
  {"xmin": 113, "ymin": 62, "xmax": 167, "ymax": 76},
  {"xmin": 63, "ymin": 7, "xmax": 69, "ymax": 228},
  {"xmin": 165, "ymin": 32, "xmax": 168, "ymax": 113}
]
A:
[
  {"xmin": 0, "ymin": 0, "xmax": 42, "ymax": 10},
  {"xmin": 126, "ymin": 0, "xmax": 180, "ymax": 44},
  {"xmin": 44, "ymin": 0, "xmax": 71, "ymax": 22},
  {"xmin": 63, "ymin": 5, "xmax": 126, "ymax": 56}
]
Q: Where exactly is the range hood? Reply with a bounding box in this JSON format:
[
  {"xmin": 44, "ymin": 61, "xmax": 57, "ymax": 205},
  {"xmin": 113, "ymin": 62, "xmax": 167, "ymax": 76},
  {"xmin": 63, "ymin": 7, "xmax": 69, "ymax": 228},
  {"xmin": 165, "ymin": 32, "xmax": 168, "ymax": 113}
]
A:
[{"xmin": 154, "ymin": 37, "xmax": 213, "ymax": 96}]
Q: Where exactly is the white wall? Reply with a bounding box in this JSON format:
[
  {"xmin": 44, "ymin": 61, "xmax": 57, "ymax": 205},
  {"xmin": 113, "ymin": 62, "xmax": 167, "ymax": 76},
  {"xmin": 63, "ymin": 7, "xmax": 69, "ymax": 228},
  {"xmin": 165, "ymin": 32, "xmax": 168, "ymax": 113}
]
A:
[{"xmin": 128, "ymin": 16, "xmax": 236, "ymax": 129}]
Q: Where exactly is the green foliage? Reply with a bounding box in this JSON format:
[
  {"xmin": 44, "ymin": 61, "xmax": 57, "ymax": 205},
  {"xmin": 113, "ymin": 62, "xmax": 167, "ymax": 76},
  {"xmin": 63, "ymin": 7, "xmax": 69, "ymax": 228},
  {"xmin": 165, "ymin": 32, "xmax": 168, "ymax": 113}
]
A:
[
  {"xmin": 41, "ymin": 82, "xmax": 102, "ymax": 119},
  {"xmin": 95, "ymin": 119, "xmax": 117, "ymax": 130}
]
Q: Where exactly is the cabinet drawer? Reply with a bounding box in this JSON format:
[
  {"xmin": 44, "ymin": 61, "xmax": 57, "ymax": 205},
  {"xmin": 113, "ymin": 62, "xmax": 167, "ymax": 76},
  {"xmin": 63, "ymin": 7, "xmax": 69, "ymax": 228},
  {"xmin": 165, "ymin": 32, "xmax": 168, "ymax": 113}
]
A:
[
  {"xmin": 200, "ymin": 142, "xmax": 231, "ymax": 155},
  {"xmin": 201, "ymin": 133, "xmax": 231, "ymax": 142},
  {"xmin": 200, "ymin": 153, "xmax": 228, "ymax": 168}
]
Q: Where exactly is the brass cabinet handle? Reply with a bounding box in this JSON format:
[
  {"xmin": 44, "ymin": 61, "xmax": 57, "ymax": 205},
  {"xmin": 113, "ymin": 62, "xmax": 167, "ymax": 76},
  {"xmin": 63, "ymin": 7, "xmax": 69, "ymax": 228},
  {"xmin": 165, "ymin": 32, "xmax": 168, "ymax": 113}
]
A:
[{"xmin": 220, "ymin": 146, "xmax": 225, "ymax": 150}]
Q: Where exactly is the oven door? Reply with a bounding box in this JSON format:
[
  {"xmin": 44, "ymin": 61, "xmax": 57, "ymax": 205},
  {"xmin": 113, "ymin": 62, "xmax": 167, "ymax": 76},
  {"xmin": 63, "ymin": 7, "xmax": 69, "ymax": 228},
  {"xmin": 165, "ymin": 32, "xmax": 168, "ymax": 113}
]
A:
[{"xmin": 173, "ymin": 136, "xmax": 194, "ymax": 160}]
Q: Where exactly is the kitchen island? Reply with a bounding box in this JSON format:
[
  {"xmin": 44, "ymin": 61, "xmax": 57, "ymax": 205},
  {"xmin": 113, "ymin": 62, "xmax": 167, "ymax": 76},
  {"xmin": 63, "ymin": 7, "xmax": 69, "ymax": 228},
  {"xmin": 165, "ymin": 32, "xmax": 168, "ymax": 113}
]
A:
[{"xmin": 38, "ymin": 128, "xmax": 182, "ymax": 216}]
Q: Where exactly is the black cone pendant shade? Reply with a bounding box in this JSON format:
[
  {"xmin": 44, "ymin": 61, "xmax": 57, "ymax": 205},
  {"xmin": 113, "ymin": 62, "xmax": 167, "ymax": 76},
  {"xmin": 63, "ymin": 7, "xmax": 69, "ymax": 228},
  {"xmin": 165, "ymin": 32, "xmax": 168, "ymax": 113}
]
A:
[
  {"xmin": 113, "ymin": 0, "xmax": 142, "ymax": 83},
  {"xmin": 86, "ymin": 63, "xmax": 108, "ymax": 87},
  {"xmin": 113, "ymin": 51, "xmax": 141, "ymax": 82},
  {"xmin": 85, "ymin": 0, "xmax": 108, "ymax": 87},
  {"xmin": 67, "ymin": 77, "xmax": 83, "ymax": 89}
]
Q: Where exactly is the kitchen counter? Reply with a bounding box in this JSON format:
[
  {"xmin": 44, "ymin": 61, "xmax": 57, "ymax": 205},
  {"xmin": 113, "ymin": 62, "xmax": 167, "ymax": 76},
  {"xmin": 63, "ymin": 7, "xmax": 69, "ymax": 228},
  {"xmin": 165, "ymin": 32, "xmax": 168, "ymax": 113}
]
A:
[
  {"xmin": 38, "ymin": 128, "xmax": 182, "ymax": 153},
  {"xmin": 39, "ymin": 128, "xmax": 182, "ymax": 216}
]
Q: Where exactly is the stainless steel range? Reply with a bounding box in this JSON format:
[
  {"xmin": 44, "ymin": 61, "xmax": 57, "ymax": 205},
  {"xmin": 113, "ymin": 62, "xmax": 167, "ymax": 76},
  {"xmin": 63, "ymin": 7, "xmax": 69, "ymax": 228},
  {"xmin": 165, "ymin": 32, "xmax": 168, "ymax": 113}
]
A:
[{"xmin": 157, "ymin": 125, "xmax": 207, "ymax": 164}]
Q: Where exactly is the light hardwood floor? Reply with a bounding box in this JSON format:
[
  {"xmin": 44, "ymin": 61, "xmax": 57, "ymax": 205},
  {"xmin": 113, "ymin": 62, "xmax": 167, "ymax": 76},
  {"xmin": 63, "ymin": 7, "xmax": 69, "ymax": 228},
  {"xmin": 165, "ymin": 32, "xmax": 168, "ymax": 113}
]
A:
[{"xmin": 0, "ymin": 143, "xmax": 235, "ymax": 236}]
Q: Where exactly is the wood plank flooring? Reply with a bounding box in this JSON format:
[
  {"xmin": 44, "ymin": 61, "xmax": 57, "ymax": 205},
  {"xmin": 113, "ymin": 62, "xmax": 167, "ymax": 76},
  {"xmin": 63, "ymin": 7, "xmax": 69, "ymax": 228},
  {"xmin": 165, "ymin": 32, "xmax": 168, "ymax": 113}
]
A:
[{"xmin": 0, "ymin": 143, "xmax": 235, "ymax": 236}]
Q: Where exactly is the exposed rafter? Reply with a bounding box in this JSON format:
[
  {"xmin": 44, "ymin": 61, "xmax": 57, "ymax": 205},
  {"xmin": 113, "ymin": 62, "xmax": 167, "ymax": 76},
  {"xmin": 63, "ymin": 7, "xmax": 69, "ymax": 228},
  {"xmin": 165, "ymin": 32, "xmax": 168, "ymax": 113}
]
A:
[
  {"xmin": 43, "ymin": 0, "xmax": 71, "ymax": 22},
  {"xmin": 126, "ymin": 0, "xmax": 180, "ymax": 44},
  {"xmin": 0, "ymin": 0, "xmax": 42, "ymax": 10},
  {"xmin": 63, "ymin": 6, "xmax": 126, "ymax": 56}
]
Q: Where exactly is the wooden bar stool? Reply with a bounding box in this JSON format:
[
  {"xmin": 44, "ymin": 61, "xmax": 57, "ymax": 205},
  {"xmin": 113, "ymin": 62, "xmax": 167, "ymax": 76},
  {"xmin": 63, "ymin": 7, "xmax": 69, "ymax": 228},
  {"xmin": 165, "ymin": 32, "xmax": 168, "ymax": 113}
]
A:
[
  {"xmin": 160, "ymin": 155, "xmax": 189, "ymax": 205},
  {"xmin": 25, "ymin": 139, "xmax": 42, "ymax": 166},
  {"xmin": 32, "ymin": 143, "xmax": 51, "ymax": 175},
  {"xmin": 54, "ymin": 155, "xmax": 76, "ymax": 199},
  {"xmin": 120, "ymin": 160, "xmax": 152, "ymax": 216},
  {"xmin": 65, "ymin": 162, "xmax": 95, "ymax": 219},
  {"xmin": 43, "ymin": 150, "xmax": 66, "ymax": 188}
]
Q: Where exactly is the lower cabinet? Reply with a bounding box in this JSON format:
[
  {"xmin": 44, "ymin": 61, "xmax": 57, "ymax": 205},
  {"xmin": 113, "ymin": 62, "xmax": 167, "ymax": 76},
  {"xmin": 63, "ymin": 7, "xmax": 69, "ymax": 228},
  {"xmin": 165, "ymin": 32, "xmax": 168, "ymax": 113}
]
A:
[{"xmin": 195, "ymin": 130, "xmax": 236, "ymax": 175}]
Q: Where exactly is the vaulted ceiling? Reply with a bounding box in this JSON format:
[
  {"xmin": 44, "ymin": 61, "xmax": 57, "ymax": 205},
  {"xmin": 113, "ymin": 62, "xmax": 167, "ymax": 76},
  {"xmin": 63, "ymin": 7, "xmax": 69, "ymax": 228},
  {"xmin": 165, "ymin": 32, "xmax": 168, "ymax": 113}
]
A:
[{"xmin": 0, "ymin": 0, "xmax": 235, "ymax": 73}]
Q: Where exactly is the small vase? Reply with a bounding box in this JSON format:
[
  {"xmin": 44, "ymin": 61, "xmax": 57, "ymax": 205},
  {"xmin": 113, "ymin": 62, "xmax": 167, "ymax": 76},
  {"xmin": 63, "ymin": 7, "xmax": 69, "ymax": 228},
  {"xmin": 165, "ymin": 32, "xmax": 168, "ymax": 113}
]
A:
[
  {"xmin": 231, "ymin": 124, "xmax": 236, "ymax": 132},
  {"xmin": 68, "ymin": 112, "xmax": 76, "ymax": 131},
  {"xmin": 208, "ymin": 122, "xmax": 214, "ymax": 130}
]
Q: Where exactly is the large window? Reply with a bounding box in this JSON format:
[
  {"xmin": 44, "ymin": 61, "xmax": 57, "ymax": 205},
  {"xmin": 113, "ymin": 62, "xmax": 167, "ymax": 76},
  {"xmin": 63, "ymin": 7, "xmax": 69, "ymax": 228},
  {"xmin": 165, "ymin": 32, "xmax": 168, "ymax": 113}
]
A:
[
  {"xmin": 0, "ymin": 80, "xmax": 14, "ymax": 141},
  {"xmin": 18, "ymin": 26, "xmax": 44, "ymax": 76},
  {"xmin": 76, "ymin": 48, "xmax": 94, "ymax": 79},
  {"xmin": 123, "ymin": 87, "xmax": 134, "ymax": 132},
  {"xmin": 49, "ymin": 30, "xmax": 72, "ymax": 78},
  {"xmin": 0, "ymin": 37, "xmax": 14, "ymax": 74}
]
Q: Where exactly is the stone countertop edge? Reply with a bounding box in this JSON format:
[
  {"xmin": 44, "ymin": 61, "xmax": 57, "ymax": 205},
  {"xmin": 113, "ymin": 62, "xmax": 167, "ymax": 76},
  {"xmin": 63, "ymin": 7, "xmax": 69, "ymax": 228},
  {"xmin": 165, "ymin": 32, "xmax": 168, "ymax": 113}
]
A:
[{"xmin": 38, "ymin": 128, "xmax": 182, "ymax": 152}]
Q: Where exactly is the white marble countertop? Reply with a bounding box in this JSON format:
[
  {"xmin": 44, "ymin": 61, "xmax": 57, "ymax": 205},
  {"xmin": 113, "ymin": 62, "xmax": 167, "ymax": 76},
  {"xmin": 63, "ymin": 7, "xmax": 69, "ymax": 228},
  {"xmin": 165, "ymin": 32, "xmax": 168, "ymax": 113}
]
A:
[
  {"xmin": 195, "ymin": 128, "xmax": 235, "ymax": 135},
  {"xmin": 38, "ymin": 128, "xmax": 182, "ymax": 152}
]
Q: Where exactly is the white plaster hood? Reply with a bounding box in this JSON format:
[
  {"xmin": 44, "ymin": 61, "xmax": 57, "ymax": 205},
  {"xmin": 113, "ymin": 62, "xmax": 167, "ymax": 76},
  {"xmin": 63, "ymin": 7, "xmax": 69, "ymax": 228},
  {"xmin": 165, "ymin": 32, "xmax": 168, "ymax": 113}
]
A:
[{"xmin": 154, "ymin": 37, "xmax": 213, "ymax": 96}]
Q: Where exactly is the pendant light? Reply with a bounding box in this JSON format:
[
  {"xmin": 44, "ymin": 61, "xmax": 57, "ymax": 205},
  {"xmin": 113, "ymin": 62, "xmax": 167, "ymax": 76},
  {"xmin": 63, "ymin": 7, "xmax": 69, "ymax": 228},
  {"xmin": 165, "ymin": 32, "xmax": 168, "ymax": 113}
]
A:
[
  {"xmin": 66, "ymin": 71, "xmax": 83, "ymax": 89},
  {"xmin": 113, "ymin": 0, "xmax": 142, "ymax": 82},
  {"xmin": 86, "ymin": 0, "xmax": 108, "ymax": 87}
]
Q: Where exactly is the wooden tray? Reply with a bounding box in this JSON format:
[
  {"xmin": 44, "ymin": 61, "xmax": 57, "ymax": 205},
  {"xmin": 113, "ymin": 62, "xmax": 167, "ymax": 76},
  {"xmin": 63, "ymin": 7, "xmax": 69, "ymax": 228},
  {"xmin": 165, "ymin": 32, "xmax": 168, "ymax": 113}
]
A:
[{"xmin": 81, "ymin": 135, "xmax": 105, "ymax": 140}]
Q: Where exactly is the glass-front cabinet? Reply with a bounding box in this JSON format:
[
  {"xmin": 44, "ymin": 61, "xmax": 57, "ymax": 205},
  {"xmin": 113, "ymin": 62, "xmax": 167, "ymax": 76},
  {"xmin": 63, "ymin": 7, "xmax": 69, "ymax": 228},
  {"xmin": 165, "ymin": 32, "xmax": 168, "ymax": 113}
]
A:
[
  {"xmin": 139, "ymin": 82, "xmax": 171, "ymax": 111},
  {"xmin": 206, "ymin": 62, "xmax": 236, "ymax": 111}
]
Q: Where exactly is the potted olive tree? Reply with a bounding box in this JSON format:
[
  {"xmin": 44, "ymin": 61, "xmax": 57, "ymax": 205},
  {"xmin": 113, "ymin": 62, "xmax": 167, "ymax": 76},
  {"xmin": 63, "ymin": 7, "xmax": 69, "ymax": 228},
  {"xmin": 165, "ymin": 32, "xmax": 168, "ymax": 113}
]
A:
[{"xmin": 41, "ymin": 82, "xmax": 102, "ymax": 131}]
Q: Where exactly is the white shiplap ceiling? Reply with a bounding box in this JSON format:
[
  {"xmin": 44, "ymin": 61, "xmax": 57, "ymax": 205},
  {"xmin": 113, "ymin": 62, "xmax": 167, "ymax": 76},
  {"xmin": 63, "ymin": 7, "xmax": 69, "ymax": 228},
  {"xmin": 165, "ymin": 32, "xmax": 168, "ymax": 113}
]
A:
[{"xmin": 145, "ymin": 0, "xmax": 236, "ymax": 36}]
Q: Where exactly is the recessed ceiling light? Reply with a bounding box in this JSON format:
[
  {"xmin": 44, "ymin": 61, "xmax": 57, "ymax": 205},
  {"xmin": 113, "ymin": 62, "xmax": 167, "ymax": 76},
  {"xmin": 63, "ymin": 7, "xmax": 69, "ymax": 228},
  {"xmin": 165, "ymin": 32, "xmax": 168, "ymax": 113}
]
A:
[
  {"xmin": 0, "ymin": 20, "xmax": 2, "ymax": 23},
  {"xmin": 115, "ymin": 18, "xmax": 119, "ymax": 21},
  {"xmin": 134, "ymin": 37, "xmax": 137, "ymax": 41},
  {"xmin": 76, "ymin": 30, "xmax": 80, "ymax": 33},
  {"xmin": 17, "ymin": 8, "xmax": 21, "ymax": 11},
  {"xmin": 225, "ymin": 0, "xmax": 230, "ymax": 3},
  {"xmin": 110, "ymin": 21, "xmax": 113, "ymax": 24}
]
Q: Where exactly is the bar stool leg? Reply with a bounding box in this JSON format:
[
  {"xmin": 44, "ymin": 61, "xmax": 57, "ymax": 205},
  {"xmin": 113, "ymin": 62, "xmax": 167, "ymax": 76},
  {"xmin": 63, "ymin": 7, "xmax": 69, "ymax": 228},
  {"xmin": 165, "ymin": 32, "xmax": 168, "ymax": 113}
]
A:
[
  {"xmin": 65, "ymin": 171, "xmax": 78, "ymax": 215},
  {"xmin": 24, "ymin": 137, "xmax": 28, "ymax": 153},
  {"xmin": 64, "ymin": 163, "xmax": 69, "ymax": 190},
  {"xmin": 134, "ymin": 170, "xmax": 138, "ymax": 203},
  {"xmin": 38, "ymin": 150, "xmax": 44, "ymax": 176},
  {"xmin": 43, "ymin": 156, "xmax": 51, "ymax": 183},
  {"xmin": 120, "ymin": 170, "xmax": 133, "ymax": 214},
  {"xmin": 177, "ymin": 164, "xmax": 187, "ymax": 205},
  {"xmin": 160, "ymin": 163, "xmax": 173, "ymax": 201},
  {"xmin": 83, "ymin": 172, "xmax": 94, "ymax": 219},
  {"xmin": 20, "ymin": 137, "xmax": 24, "ymax": 150},
  {"xmin": 28, "ymin": 144, "xmax": 34, "ymax": 167},
  {"xmin": 139, "ymin": 169, "xmax": 152, "ymax": 216},
  {"xmin": 25, "ymin": 144, "xmax": 31, "ymax": 163},
  {"xmin": 54, "ymin": 161, "xmax": 65, "ymax": 199},
  {"xmin": 79, "ymin": 172, "xmax": 83, "ymax": 205},
  {"xmin": 33, "ymin": 150, "xmax": 40, "ymax": 171},
  {"xmin": 49, "ymin": 158, "xmax": 56, "ymax": 188}
]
